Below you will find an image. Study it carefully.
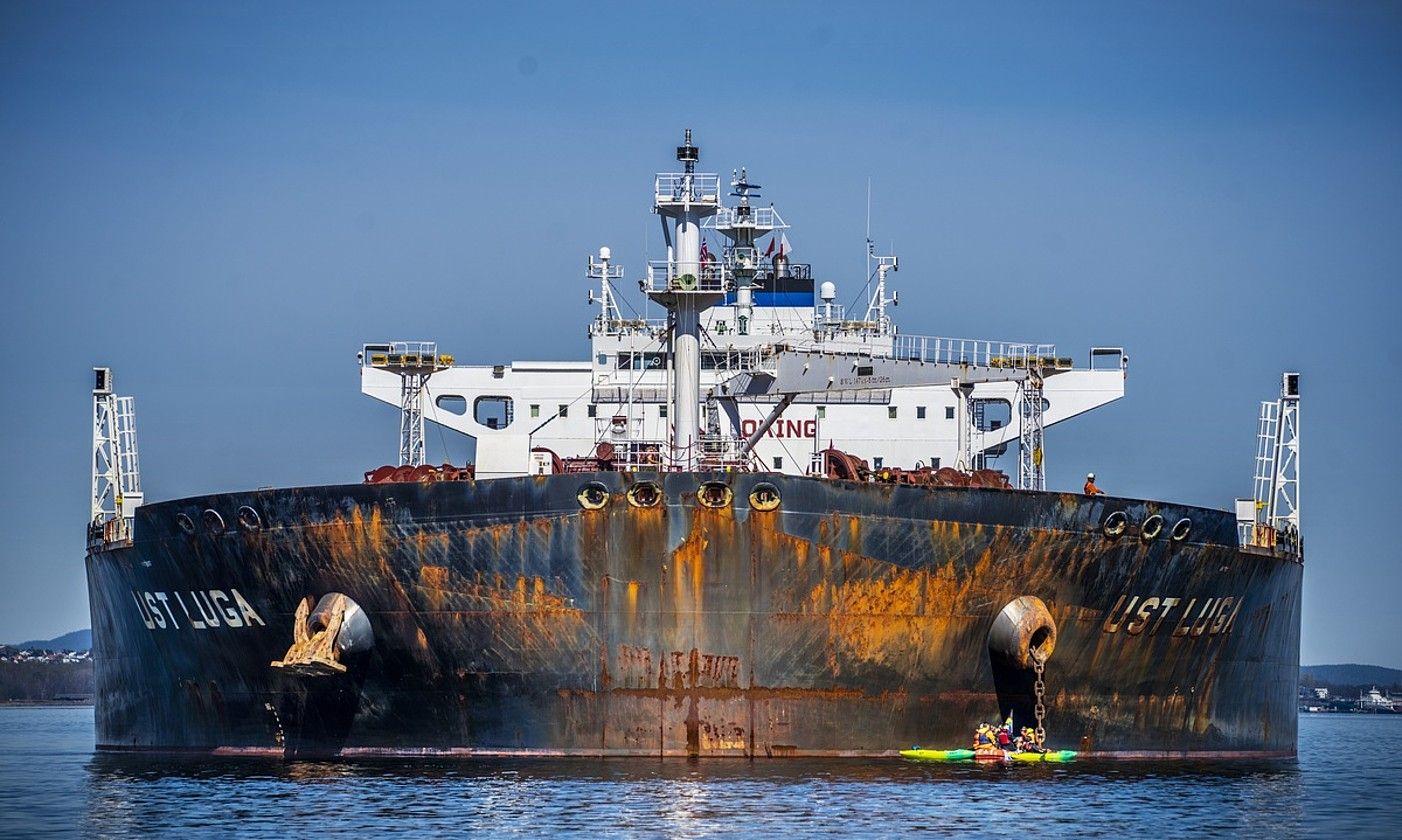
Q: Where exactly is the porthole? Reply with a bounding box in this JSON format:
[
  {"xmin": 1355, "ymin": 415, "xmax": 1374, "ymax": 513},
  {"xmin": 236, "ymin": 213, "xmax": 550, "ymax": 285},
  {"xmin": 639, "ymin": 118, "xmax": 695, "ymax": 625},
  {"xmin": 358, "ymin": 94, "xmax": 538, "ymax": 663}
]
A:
[
  {"xmin": 1103, "ymin": 510, "xmax": 1128, "ymax": 538},
  {"xmin": 578, "ymin": 481, "xmax": 610, "ymax": 510},
  {"xmin": 748, "ymin": 482, "xmax": 781, "ymax": 512},
  {"xmin": 1171, "ymin": 518, "xmax": 1192, "ymax": 542},
  {"xmin": 202, "ymin": 509, "xmax": 226, "ymax": 534},
  {"xmin": 698, "ymin": 481, "xmax": 733, "ymax": 509},
  {"xmin": 237, "ymin": 506, "xmax": 262, "ymax": 532},
  {"xmin": 626, "ymin": 481, "xmax": 661, "ymax": 508},
  {"xmin": 175, "ymin": 512, "xmax": 196, "ymax": 535},
  {"xmin": 1141, "ymin": 514, "xmax": 1164, "ymax": 541}
]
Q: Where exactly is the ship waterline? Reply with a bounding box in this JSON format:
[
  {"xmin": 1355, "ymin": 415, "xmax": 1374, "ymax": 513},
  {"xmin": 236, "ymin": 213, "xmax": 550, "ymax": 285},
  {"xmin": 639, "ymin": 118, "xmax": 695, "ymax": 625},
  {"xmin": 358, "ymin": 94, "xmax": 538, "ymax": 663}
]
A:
[{"xmin": 87, "ymin": 472, "xmax": 1302, "ymax": 758}]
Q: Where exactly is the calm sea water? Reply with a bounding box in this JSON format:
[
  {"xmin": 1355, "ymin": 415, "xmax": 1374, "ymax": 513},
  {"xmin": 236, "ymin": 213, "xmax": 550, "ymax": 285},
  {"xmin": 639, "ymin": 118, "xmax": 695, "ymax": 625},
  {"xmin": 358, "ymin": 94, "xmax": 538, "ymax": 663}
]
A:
[{"xmin": 0, "ymin": 708, "xmax": 1398, "ymax": 839}]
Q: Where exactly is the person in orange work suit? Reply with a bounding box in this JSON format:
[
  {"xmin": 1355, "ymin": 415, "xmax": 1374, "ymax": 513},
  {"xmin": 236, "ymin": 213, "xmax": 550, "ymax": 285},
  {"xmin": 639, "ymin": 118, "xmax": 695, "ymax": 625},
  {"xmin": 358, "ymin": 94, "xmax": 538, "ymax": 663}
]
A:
[{"xmin": 1084, "ymin": 472, "xmax": 1103, "ymax": 495}]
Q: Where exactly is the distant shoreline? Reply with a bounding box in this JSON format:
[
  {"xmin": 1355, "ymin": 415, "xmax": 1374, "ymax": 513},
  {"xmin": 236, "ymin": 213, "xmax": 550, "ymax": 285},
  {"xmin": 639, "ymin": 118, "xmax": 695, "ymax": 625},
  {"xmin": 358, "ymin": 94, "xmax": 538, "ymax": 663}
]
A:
[{"xmin": 0, "ymin": 699, "xmax": 93, "ymax": 707}]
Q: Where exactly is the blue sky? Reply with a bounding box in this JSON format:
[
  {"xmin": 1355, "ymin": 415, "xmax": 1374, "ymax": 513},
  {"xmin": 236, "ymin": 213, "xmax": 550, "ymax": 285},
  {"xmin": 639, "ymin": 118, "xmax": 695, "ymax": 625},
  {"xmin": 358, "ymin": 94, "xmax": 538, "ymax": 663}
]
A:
[{"xmin": 2, "ymin": 1, "xmax": 1399, "ymax": 665}]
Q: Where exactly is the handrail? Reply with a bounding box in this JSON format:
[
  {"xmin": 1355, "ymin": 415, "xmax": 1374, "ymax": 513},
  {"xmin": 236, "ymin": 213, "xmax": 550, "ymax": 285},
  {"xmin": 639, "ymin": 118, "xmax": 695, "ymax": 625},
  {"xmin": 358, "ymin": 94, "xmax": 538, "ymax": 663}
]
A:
[
  {"xmin": 890, "ymin": 335, "xmax": 1063, "ymax": 369},
  {"xmin": 645, "ymin": 260, "xmax": 732, "ymax": 293},
  {"xmin": 654, "ymin": 172, "xmax": 721, "ymax": 204}
]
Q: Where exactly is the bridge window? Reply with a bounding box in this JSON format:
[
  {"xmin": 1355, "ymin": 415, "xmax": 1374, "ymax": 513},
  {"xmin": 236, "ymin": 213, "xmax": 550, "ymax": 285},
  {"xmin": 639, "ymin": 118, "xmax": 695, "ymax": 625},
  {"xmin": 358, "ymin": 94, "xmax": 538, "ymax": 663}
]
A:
[
  {"xmin": 558, "ymin": 404, "xmax": 568, "ymax": 418},
  {"xmin": 435, "ymin": 395, "xmax": 467, "ymax": 416},
  {"xmin": 530, "ymin": 404, "xmax": 540, "ymax": 418},
  {"xmin": 587, "ymin": 405, "xmax": 597, "ymax": 418},
  {"xmin": 917, "ymin": 406, "xmax": 927, "ymax": 419},
  {"xmin": 974, "ymin": 399, "xmax": 1012, "ymax": 432},
  {"xmin": 874, "ymin": 457, "xmax": 884, "ymax": 469},
  {"xmin": 659, "ymin": 405, "xmax": 668, "ymax": 418},
  {"xmin": 773, "ymin": 456, "xmax": 783, "ymax": 469},
  {"xmin": 474, "ymin": 396, "xmax": 514, "ymax": 430},
  {"xmin": 817, "ymin": 406, "xmax": 826, "ymax": 419},
  {"xmin": 888, "ymin": 407, "xmax": 898, "ymax": 420},
  {"xmin": 945, "ymin": 406, "xmax": 955, "ymax": 420},
  {"xmin": 618, "ymin": 352, "xmax": 668, "ymax": 370}
]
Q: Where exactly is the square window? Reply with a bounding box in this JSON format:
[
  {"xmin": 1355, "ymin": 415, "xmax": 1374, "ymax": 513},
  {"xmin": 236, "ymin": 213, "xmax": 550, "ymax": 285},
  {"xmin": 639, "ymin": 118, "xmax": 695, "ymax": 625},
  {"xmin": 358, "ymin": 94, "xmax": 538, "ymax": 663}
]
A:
[
  {"xmin": 888, "ymin": 407, "xmax": 898, "ymax": 420},
  {"xmin": 874, "ymin": 457, "xmax": 884, "ymax": 469},
  {"xmin": 773, "ymin": 456, "xmax": 783, "ymax": 470},
  {"xmin": 945, "ymin": 406, "xmax": 955, "ymax": 420},
  {"xmin": 659, "ymin": 405, "xmax": 668, "ymax": 418},
  {"xmin": 932, "ymin": 457, "xmax": 941, "ymax": 469},
  {"xmin": 587, "ymin": 405, "xmax": 597, "ymax": 418},
  {"xmin": 816, "ymin": 406, "xmax": 826, "ymax": 419},
  {"xmin": 530, "ymin": 404, "xmax": 540, "ymax": 418},
  {"xmin": 917, "ymin": 406, "xmax": 927, "ymax": 419},
  {"xmin": 558, "ymin": 404, "xmax": 568, "ymax": 418}
]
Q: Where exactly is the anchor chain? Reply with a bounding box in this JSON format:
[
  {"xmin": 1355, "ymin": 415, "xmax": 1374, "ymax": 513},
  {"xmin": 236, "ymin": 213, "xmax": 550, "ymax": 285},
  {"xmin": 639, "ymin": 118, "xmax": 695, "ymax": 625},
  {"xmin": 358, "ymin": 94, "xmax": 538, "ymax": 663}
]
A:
[{"xmin": 1033, "ymin": 656, "xmax": 1047, "ymax": 745}]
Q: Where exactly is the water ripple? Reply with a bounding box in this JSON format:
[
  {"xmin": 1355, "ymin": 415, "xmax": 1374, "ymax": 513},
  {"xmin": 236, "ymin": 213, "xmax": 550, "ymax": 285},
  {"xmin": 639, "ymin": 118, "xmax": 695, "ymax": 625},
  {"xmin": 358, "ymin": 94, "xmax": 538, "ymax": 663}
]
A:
[{"xmin": 0, "ymin": 709, "xmax": 1398, "ymax": 838}]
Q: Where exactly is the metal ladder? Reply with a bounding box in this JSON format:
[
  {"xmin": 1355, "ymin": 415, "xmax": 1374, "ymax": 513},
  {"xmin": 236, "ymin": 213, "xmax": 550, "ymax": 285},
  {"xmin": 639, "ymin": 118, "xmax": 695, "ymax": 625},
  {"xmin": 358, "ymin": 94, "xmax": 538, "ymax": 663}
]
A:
[{"xmin": 1253, "ymin": 401, "xmax": 1280, "ymax": 519}]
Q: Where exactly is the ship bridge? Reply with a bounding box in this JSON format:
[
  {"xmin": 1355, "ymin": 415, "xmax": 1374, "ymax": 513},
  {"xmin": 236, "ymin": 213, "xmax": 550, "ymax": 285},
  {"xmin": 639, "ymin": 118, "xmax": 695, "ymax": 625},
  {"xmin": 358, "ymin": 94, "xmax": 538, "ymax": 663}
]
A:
[{"xmin": 360, "ymin": 132, "xmax": 1128, "ymax": 481}]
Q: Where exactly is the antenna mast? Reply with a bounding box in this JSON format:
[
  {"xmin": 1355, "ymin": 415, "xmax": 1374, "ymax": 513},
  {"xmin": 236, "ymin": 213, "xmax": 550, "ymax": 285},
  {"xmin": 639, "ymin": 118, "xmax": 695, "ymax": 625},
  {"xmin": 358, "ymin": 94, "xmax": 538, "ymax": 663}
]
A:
[
  {"xmin": 360, "ymin": 342, "xmax": 453, "ymax": 466},
  {"xmin": 587, "ymin": 246, "xmax": 625, "ymax": 335},
  {"xmin": 90, "ymin": 367, "xmax": 142, "ymax": 546},
  {"xmin": 646, "ymin": 129, "xmax": 722, "ymax": 468},
  {"xmin": 1017, "ymin": 371, "xmax": 1046, "ymax": 491},
  {"xmin": 1246, "ymin": 372, "xmax": 1301, "ymax": 551},
  {"xmin": 1266, "ymin": 373, "xmax": 1301, "ymax": 530}
]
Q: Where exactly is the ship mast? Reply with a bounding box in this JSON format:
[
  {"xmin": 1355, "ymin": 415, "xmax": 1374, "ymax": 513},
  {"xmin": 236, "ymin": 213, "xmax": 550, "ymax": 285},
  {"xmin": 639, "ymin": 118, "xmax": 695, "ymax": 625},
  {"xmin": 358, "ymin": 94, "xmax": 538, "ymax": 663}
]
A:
[
  {"xmin": 89, "ymin": 367, "xmax": 142, "ymax": 546},
  {"xmin": 648, "ymin": 130, "xmax": 722, "ymax": 469}
]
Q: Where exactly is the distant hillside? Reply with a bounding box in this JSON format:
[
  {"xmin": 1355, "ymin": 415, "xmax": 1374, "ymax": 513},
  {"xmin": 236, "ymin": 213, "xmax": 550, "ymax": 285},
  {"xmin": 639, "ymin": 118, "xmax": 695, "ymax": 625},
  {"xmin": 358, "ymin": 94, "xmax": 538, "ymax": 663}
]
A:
[
  {"xmin": 11, "ymin": 629, "xmax": 91, "ymax": 652},
  {"xmin": 1302, "ymin": 664, "xmax": 1402, "ymax": 687}
]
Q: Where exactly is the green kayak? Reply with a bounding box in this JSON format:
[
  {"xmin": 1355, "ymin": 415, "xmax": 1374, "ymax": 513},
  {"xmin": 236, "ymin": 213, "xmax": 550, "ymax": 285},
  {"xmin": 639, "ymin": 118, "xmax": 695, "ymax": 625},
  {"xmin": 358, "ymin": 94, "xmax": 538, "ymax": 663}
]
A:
[{"xmin": 900, "ymin": 748, "xmax": 975, "ymax": 762}]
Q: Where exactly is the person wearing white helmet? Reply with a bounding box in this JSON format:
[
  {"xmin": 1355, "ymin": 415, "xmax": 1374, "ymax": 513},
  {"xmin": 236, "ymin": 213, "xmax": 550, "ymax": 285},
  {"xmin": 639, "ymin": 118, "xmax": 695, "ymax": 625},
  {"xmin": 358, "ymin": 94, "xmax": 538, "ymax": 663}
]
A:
[{"xmin": 1084, "ymin": 472, "xmax": 1103, "ymax": 496}]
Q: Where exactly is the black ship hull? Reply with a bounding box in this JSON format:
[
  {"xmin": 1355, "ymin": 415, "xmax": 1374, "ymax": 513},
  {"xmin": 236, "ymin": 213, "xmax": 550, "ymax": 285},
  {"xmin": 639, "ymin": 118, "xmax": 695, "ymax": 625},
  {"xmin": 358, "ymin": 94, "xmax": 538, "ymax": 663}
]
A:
[{"xmin": 86, "ymin": 472, "xmax": 1302, "ymax": 758}]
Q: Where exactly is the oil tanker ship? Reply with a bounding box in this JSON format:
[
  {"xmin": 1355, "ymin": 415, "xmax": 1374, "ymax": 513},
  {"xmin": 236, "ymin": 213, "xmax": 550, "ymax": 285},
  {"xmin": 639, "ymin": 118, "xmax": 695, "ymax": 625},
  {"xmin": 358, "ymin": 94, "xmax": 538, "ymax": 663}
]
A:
[{"xmin": 86, "ymin": 132, "xmax": 1303, "ymax": 759}]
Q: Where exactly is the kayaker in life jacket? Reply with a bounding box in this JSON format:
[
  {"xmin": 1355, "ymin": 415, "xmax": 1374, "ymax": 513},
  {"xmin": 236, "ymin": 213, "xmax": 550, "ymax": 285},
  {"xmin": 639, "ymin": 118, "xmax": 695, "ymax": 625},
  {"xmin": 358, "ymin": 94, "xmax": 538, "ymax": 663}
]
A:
[
  {"xmin": 996, "ymin": 721, "xmax": 1014, "ymax": 750},
  {"xmin": 973, "ymin": 723, "xmax": 998, "ymax": 752},
  {"xmin": 1018, "ymin": 727, "xmax": 1046, "ymax": 754}
]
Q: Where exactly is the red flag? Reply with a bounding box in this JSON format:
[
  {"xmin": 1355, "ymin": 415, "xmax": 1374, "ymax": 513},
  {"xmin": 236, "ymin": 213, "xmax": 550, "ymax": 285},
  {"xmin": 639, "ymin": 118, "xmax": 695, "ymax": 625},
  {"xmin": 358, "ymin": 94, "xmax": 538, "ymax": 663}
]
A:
[{"xmin": 764, "ymin": 237, "xmax": 775, "ymax": 257}]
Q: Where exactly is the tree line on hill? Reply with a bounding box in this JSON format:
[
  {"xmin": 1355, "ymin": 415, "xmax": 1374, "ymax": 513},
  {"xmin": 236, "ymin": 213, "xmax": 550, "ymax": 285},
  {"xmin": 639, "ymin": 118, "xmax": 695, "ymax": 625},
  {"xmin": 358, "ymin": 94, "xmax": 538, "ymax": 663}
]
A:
[{"xmin": 0, "ymin": 659, "xmax": 94, "ymax": 702}]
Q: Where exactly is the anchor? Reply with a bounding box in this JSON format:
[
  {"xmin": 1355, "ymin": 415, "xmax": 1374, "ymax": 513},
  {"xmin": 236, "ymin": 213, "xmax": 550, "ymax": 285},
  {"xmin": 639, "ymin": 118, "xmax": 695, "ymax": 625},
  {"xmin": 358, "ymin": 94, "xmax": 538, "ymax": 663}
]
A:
[{"xmin": 271, "ymin": 593, "xmax": 373, "ymax": 676}]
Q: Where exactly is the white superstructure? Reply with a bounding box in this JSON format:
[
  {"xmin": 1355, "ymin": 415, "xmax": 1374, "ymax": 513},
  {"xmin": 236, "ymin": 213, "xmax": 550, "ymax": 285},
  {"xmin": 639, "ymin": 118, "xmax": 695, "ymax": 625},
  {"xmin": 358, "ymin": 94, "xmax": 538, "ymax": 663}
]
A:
[{"xmin": 362, "ymin": 133, "xmax": 1128, "ymax": 481}]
